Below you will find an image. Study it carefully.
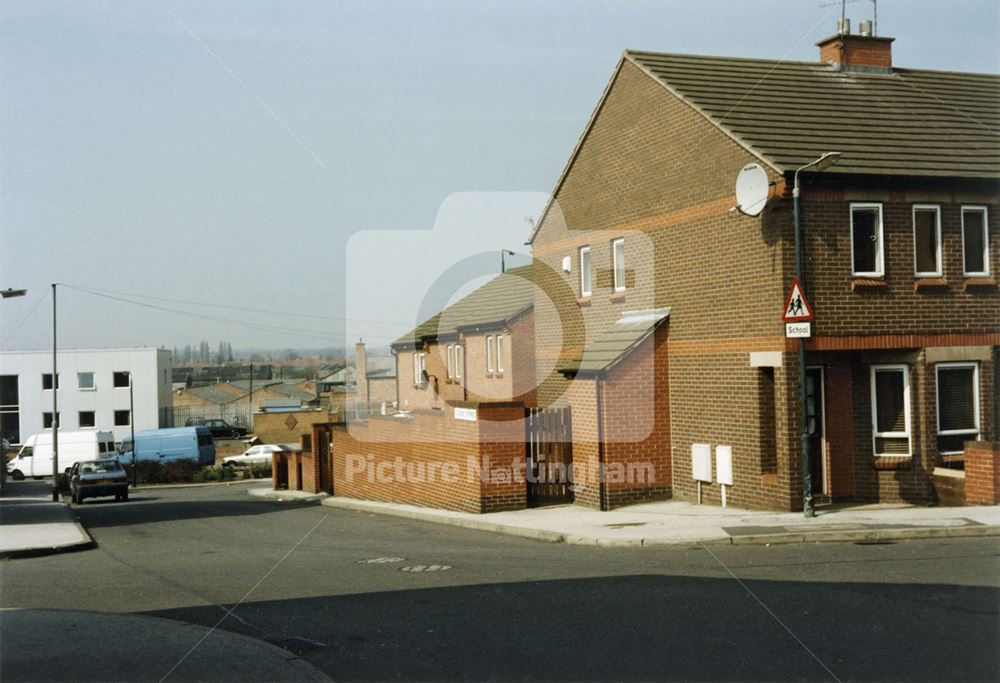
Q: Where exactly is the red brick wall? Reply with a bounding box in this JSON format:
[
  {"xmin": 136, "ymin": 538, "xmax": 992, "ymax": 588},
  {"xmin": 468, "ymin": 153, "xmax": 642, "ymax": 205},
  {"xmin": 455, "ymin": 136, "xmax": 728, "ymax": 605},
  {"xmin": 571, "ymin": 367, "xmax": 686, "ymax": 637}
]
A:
[
  {"xmin": 332, "ymin": 404, "xmax": 527, "ymax": 513},
  {"xmin": 965, "ymin": 441, "xmax": 1000, "ymax": 505},
  {"xmin": 599, "ymin": 325, "xmax": 672, "ymax": 509}
]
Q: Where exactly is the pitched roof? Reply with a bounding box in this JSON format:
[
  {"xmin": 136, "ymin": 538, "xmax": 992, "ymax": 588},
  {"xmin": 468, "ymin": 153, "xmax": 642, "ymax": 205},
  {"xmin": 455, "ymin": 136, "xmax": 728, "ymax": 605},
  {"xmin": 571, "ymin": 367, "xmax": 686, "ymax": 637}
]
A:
[
  {"xmin": 183, "ymin": 384, "xmax": 247, "ymax": 405},
  {"xmin": 393, "ymin": 266, "xmax": 533, "ymax": 348},
  {"xmin": 561, "ymin": 308, "xmax": 670, "ymax": 375},
  {"xmin": 625, "ymin": 50, "xmax": 1000, "ymax": 179}
]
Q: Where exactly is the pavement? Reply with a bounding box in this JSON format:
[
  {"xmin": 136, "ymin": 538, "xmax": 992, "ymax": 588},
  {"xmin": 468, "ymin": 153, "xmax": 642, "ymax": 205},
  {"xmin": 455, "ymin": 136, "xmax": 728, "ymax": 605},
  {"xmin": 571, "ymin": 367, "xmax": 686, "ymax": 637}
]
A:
[{"xmin": 257, "ymin": 486, "xmax": 1000, "ymax": 548}]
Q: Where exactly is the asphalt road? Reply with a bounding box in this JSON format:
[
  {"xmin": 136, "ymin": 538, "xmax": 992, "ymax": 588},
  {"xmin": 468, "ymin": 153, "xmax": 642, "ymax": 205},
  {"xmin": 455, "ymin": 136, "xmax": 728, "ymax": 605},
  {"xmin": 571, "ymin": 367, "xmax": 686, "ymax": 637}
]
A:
[{"xmin": 1, "ymin": 481, "xmax": 998, "ymax": 681}]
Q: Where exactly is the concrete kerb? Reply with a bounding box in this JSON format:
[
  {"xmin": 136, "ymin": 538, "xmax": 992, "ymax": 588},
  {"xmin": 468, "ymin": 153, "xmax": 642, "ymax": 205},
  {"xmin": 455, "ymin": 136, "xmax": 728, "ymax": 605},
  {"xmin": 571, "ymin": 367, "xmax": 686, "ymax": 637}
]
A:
[
  {"xmin": 0, "ymin": 502, "xmax": 96, "ymax": 560},
  {"xmin": 247, "ymin": 488, "xmax": 328, "ymax": 504},
  {"xmin": 318, "ymin": 496, "xmax": 1000, "ymax": 548}
]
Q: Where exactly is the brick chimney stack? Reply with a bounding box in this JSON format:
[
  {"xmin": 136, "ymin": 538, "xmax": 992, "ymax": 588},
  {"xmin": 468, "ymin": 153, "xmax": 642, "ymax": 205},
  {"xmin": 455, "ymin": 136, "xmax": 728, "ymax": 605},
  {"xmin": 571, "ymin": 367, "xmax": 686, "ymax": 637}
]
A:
[
  {"xmin": 355, "ymin": 339, "xmax": 368, "ymax": 408},
  {"xmin": 817, "ymin": 20, "xmax": 894, "ymax": 71}
]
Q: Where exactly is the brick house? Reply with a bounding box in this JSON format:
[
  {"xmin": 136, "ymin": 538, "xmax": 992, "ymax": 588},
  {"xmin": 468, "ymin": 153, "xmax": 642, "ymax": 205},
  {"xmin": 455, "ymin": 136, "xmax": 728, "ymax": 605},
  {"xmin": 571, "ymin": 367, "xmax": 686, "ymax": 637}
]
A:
[
  {"xmin": 393, "ymin": 265, "xmax": 536, "ymax": 411},
  {"xmin": 529, "ymin": 28, "xmax": 999, "ymax": 511}
]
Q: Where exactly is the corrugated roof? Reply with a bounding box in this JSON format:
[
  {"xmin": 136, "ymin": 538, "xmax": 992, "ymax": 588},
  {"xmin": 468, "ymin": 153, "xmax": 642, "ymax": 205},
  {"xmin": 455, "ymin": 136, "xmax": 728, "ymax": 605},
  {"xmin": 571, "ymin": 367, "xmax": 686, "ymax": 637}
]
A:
[
  {"xmin": 393, "ymin": 266, "xmax": 533, "ymax": 347},
  {"xmin": 561, "ymin": 308, "xmax": 670, "ymax": 375},
  {"xmin": 626, "ymin": 51, "xmax": 1000, "ymax": 178}
]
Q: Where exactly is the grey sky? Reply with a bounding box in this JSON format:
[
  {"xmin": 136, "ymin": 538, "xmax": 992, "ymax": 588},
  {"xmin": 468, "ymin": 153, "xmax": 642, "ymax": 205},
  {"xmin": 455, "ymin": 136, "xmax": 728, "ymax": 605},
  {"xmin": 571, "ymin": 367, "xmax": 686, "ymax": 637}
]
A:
[{"xmin": 2, "ymin": 0, "xmax": 998, "ymax": 353}]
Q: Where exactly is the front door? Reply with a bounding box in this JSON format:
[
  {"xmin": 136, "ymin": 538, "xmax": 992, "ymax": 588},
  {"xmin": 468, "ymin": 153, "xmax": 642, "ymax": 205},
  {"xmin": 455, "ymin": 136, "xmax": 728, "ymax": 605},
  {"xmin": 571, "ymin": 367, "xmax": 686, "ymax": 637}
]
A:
[{"xmin": 806, "ymin": 367, "xmax": 826, "ymax": 496}]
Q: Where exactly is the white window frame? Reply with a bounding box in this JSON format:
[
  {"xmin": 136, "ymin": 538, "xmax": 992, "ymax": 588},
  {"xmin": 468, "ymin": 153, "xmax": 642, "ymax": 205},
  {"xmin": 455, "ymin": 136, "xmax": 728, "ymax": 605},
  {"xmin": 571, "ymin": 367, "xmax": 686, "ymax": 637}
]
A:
[
  {"xmin": 486, "ymin": 335, "xmax": 494, "ymax": 374},
  {"xmin": 446, "ymin": 344, "xmax": 454, "ymax": 380},
  {"xmin": 851, "ymin": 203, "xmax": 884, "ymax": 278},
  {"xmin": 77, "ymin": 371, "xmax": 95, "ymax": 391},
  {"xmin": 496, "ymin": 335, "xmax": 505, "ymax": 374},
  {"xmin": 936, "ymin": 362, "xmax": 980, "ymax": 454},
  {"xmin": 870, "ymin": 364, "xmax": 911, "ymax": 457},
  {"xmin": 612, "ymin": 238, "xmax": 626, "ymax": 292},
  {"xmin": 579, "ymin": 246, "xmax": 592, "ymax": 297},
  {"xmin": 413, "ymin": 351, "xmax": 426, "ymax": 387},
  {"xmin": 961, "ymin": 205, "xmax": 990, "ymax": 277},
  {"xmin": 78, "ymin": 410, "xmax": 96, "ymax": 428},
  {"xmin": 912, "ymin": 204, "xmax": 942, "ymax": 277},
  {"xmin": 454, "ymin": 344, "xmax": 463, "ymax": 380}
]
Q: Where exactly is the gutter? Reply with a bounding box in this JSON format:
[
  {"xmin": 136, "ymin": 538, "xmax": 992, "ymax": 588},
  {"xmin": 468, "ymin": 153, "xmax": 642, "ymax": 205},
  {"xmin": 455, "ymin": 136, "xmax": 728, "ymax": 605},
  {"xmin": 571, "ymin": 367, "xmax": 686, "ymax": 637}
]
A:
[{"xmin": 595, "ymin": 373, "xmax": 607, "ymax": 511}]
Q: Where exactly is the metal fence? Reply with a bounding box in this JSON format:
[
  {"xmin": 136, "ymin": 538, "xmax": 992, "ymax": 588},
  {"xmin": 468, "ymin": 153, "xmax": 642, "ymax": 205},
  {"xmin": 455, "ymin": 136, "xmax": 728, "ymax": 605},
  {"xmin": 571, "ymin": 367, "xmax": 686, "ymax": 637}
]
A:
[{"xmin": 169, "ymin": 404, "xmax": 255, "ymax": 430}]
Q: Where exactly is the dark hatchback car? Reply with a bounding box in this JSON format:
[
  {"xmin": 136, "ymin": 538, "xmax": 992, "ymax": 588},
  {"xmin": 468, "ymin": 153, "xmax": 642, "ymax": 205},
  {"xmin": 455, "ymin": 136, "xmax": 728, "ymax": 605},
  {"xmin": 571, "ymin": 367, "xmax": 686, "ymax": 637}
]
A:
[
  {"xmin": 184, "ymin": 417, "xmax": 248, "ymax": 440},
  {"xmin": 69, "ymin": 459, "xmax": 129, "ymax": 504}
]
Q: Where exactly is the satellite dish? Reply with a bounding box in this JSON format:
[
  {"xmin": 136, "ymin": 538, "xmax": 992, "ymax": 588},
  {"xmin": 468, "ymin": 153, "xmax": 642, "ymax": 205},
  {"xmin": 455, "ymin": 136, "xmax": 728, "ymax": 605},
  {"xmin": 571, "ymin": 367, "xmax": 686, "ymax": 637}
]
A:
[{"xmin": 735, "ymin": 163, "xmax": 769, "ymax": 217}]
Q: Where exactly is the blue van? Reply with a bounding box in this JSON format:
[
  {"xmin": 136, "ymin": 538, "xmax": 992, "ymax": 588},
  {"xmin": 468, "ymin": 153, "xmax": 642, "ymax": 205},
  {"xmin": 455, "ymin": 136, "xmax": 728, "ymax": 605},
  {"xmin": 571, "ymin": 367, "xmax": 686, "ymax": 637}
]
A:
[{"xmin": 118, "ymin": 427, "xmax": 216, "ymax": 466}]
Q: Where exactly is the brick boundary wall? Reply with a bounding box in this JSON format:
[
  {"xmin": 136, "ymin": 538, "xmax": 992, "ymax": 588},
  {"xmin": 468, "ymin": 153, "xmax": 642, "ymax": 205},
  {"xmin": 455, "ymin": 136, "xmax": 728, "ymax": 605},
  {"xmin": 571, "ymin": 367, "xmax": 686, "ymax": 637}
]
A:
[
  {"xmin": 965, "ymin": 441, "xmax": 1000, "ymax": 505},
  {"xmin": 330, "ymin": 403, "xmax": 527, "ymax": 513}
]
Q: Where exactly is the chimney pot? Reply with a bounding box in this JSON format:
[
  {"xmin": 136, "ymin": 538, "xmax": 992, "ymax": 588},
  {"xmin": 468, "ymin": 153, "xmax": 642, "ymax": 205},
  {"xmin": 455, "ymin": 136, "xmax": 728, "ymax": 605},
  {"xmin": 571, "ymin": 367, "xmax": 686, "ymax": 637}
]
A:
[
  {"xmin": 859, "ymin": 20, "xmax": 873, "ymax": 37},
  {"xmin": 838, "ymin": 18, "xmax": 851, "ymax": 35}
]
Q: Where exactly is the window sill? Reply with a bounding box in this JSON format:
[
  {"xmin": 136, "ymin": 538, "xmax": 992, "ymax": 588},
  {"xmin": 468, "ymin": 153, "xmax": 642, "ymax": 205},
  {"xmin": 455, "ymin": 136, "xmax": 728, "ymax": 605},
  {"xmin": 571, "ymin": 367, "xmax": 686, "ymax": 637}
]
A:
[
  {"xmin": 609, "ymin": 292, "xmax": 626, "ymax": 303},
  {"xmin": 913, "ymin": 277, "xmax": 949, "ymax": 292},
  {"xmin": 872, "ymin": 456, "xmax": 912, "ymax": 470},
  {"xmin": 577, "ymin": 296, "xmax": 592, "ymax": 307},
  {"xmin": 851, "ymin": 278, "xmax": 886, "ymax": 292},
  {"xmin": 963, "ymin": 276, "xmax": 996, "ymax": 290}
]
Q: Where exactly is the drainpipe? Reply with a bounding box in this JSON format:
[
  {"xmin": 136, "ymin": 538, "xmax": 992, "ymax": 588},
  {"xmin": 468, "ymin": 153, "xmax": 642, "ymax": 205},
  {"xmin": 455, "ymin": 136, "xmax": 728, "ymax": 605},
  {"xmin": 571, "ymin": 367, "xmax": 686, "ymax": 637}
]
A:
[{"xmin": 595, "ymin": 374, "xmax": 607, "ymax": 511}]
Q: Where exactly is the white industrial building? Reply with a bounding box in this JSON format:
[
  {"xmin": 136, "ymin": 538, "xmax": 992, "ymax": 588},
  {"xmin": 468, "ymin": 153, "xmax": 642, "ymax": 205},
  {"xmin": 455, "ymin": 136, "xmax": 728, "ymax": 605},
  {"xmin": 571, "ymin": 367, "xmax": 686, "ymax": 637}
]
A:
[{"xmin": 0, "ymin": 348, "xmax": 173, "ymax": 445}]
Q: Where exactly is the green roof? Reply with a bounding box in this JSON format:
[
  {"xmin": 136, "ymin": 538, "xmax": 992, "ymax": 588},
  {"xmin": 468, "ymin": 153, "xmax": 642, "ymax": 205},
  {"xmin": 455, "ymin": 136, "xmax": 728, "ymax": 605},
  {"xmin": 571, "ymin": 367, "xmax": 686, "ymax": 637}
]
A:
[
  {"xmin": 561, "ymin": 308, "xmax": 670, "ymax": 375},
  {"xmin": 626, "ymin": 51, "xmax": 1000, "ymax": 179},
  {"xmin": 393, "ymin": 266, "xmax": 533, "ymax": 348}
]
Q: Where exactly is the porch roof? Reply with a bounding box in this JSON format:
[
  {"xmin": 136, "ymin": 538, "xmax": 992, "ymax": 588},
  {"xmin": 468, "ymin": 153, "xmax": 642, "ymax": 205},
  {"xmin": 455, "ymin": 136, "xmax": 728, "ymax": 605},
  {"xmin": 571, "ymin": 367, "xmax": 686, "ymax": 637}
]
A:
[{"xmin": 561, "ymin": 308, "xmax": 670, "ymax": 375}]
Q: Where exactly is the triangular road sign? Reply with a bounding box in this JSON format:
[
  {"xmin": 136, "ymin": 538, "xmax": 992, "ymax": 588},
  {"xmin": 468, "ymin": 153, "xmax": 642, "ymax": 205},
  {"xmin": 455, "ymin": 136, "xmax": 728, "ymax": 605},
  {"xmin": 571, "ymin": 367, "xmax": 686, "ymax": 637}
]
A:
[{"xmin": 782, "ymin": 278, "xmax": 814, "ymax": 322}]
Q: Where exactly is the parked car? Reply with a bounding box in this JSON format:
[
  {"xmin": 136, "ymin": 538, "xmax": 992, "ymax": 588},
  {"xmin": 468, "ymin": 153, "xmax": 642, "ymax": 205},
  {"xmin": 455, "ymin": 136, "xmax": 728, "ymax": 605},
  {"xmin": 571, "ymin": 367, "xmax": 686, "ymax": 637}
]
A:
[
  {"xmin": 69, "ymin": 459, "xmax": 129, "ymax": 504},
  {"xmin": 222, "ymin": 444, "xmax": 288, "ymax": 467},
  {"xmin": 184, "ymin": 418, "xmax": 248, "ymax": 440}
]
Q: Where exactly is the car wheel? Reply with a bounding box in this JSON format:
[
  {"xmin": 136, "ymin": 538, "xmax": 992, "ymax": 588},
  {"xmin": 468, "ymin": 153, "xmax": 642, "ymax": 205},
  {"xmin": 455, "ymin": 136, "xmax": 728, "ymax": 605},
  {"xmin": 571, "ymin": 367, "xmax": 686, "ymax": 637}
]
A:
[
  {"xmin": 231, "ymin": 430, "xmax": 241, "ymax": 439},
  {"xmin": 11, "ymin": 469, "xmax": 24, "ymax": 481}
]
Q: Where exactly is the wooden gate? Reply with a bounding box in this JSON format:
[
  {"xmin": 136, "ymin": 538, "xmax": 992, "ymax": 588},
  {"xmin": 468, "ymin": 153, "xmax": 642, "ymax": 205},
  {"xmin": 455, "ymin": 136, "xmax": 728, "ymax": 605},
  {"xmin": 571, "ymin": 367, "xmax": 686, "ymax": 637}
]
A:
[
  {"xmin": 312, "ymin": 423, "xmax": 335, "ymax": 494},
  {"xmin": 526, "ymin": 407, "xmax": 573, "ymax": 506}
]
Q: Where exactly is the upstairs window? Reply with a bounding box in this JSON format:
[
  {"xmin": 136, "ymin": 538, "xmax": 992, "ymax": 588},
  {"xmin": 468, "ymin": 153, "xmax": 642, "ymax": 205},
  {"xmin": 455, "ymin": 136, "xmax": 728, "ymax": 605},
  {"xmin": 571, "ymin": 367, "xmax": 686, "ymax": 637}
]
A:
[
  {"xmin": 42, "ymin": 374, "xmax": 59, "ymax": 390},
  {"xmin": 936, "ymin": 363, "xmax": 979, "ymax": 456},
  {"xmin": 486, "ymin": 335, "xmax": 495, "ymax": 374},
  {"xmin": 579, "ymin": 246, "xmax": 592, "ymax": 297},
  {"xmin": 78, "ymin": 372, "xmax": 95, "ymax": 390},
  {"xmin": 454, "ymin": 345, "xmax": 463, "ymax": 381},
  {"xmin": 113, "ymin": 371, "xmax": 131, "ymax": 388},
  {"xmin": 446, "ymin": 345, "xmax": 454, "ymax": 380},
  {"xmin": 870, "ymin": 365, "xmax": 911, "ymax": 457},
  {"xmin": 851, "ymin": 203, "xmax": 884, "ymax": 277},
  {"xmin": 962, "ymin": 206, "xmax": 990, "ymax": 276},
  {"xmin": 412, "ymin": 352, "xmax": 426, "ymax": 387},
  {"xmin": 912, "ymin": 205, "xmax": 941, "ymax": 277},
  {"xmin": 612, "ymin": 238, "xmax": 626, "ymax": 292},
  {"xmin": 496, "ymin": 335, "xmax": 505, "ymax": 374},
  {"xmin": 78, "ymin": 411, "xmax": 96, "ymax": 428}
]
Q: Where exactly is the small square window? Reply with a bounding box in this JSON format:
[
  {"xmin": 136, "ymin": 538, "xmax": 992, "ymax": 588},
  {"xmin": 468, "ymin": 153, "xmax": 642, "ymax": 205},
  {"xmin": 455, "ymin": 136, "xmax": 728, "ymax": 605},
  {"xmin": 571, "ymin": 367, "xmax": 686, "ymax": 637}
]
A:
[
  {"xmin": 78, "ymin": 372, "xmax": 95, "ymax": 390},
  {"xmin": 962, "ymin": 206, "xmax": 990, "ymax": 276},
  {"xmin": 42, "ymin": 374, "xmax": 59, "ymax": 390},
  {"xmin": 43, "ymin": 412, "xmax": 60, "ymax": 429},
  {"xmin": 113, "ymin": 371, "xmax": 131, "ymax": 388},
  {"xmin": 851, "ymin": 204, "xmax": 884, "ymax": 277},
  {"xmin": 79, "ymin": 411, "xmax": 96, "ymax": 428},
  {"xmin": 114, "ymin": 410, "xmax": 131, "ymax": 426}
]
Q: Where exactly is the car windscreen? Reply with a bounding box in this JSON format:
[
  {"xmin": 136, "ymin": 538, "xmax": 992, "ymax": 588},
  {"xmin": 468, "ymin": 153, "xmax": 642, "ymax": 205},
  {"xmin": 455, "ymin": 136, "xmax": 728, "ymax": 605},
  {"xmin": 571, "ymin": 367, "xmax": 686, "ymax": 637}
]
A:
[{"xmin": 84, "ymin": 461, "xmax": 123, "ymax": 473}]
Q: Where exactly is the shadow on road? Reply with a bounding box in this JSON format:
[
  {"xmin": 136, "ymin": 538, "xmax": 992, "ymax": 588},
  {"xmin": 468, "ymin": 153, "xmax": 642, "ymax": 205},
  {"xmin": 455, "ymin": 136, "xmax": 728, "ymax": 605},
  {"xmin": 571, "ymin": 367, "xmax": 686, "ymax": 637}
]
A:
[{"xmin": 142, "ymin": 574, "xmax": 1000, "ymax": 682}]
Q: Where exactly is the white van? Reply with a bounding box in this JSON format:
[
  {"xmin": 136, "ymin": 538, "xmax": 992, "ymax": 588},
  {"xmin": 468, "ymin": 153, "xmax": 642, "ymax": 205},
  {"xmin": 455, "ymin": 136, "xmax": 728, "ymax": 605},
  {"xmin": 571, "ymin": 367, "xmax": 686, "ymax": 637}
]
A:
[{"xmin": 6, "ymin": 430, "xmax": 117, "ymax": 480}]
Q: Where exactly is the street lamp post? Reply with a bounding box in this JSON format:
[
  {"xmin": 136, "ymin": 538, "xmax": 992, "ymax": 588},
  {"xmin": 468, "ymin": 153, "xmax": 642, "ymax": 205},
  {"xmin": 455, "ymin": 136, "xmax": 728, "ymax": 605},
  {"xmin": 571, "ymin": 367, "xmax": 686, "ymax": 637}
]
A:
[
  {"xmin": 51, "ymin": 283, "xmax": 60, "ymax": 501},
  {"xmin": 793, "ymin": 152, "xmax": 840, "ymax": 519}
]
